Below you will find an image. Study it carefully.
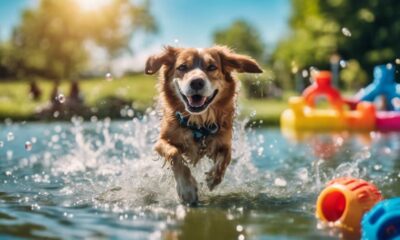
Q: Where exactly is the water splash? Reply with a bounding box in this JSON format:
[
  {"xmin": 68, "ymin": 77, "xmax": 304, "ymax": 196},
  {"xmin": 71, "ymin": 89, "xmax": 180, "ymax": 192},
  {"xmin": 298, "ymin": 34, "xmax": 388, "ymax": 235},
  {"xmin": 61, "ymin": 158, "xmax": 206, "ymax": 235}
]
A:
[{"xmin": 2, "ymin": 108, "xmax": 400, "ymax": 239}]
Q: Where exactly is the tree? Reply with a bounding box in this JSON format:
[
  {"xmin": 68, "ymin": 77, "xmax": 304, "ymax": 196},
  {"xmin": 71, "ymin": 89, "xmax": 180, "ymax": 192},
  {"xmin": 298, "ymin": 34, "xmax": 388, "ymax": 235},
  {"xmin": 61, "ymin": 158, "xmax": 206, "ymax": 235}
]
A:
[
  {"xmin": 213, "ymin": 19, "xmax": 265, "ymax": 62},
  {"xmin": 273, "ymin": 0, "xmax": 400, "ymax": 90},
  {"xmin": 7, "ymin": 0, "xmax": 156, "ymax": 79},
  {"xmin": 340, "ymin": 60, "xmax": 368, "ymax": 91},
  {"xmin": 212, "ymin": 20, "xmax": 275, "ymax": 99}
]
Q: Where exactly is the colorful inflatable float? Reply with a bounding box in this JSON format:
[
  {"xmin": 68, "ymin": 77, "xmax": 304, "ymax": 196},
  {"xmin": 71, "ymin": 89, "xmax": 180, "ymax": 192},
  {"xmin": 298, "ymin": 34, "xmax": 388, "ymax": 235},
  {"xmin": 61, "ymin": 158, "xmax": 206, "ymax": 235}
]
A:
[
  {"xmin": 281, "ymin": 71, "xmax": 376, "ymax": 132},
  {"xmin": 352, "ymin": 64, "xmax": 400, "ymax": 131},
  {"xmin": 281, "ymin": 66, "xmax": 400, "ymax": 132}
]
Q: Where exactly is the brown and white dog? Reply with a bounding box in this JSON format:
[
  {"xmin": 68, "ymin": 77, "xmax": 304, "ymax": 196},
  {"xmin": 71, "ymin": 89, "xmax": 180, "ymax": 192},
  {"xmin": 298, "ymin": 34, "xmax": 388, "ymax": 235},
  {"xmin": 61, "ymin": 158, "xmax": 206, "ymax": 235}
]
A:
[{"xmin": 145, "ymin": 46, "xmax": 262, "ymax": 204}]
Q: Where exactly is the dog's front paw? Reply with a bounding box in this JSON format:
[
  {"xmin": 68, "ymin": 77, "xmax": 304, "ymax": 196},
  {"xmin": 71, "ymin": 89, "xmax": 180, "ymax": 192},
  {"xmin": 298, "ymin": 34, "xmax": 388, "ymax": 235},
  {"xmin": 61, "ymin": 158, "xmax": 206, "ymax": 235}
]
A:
[
  {"xmin": 205, "ymin": 169, "xmax": 222, "ymax": 191},
  {"xmin": 176, "ymin": 174, "xmax": 198, "ymax": 205}
]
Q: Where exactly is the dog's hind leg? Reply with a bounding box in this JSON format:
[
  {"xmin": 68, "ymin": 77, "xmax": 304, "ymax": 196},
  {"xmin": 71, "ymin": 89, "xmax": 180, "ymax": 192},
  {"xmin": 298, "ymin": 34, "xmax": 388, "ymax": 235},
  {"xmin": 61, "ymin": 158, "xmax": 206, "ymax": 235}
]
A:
[{"xmin": 155, "ymin": 139, "xmax": 198, "ymax": 205}]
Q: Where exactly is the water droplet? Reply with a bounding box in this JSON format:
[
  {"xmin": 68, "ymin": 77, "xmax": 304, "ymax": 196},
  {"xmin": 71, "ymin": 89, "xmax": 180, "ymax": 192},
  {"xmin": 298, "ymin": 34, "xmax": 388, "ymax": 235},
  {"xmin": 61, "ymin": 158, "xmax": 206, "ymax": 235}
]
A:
[
  {"xmin": 238, "ymin": 234, "xmax": 245, "ymax": 240},
  {"xmin": 297, "ymin": 168, "xmax": 308, "ymax": 182},
  {"xmin": 392, "ymin": 97, "xmax": 400, "ymax": 109},
  {"xmin": 25, "ymin": 141, "xmax": 32, "ymax": 151},
  {"xmin": 53, "ymin": 111, "xmax": 60, "ymax": 118},
  {"xmin": 309, "ymin": 66, "xmax": 320, "ymax": 76},
  {"xmin": 6, "ymin": 150, "xmax": 13, "ymax": 160},
  {"xmin": 0, "ymin": 141, "xmax": 3, "ymax": 148},
  {"xmin": 339, "ymin": 60, "xmax": 347, "ymax": 68},
  {"xmin": 5, "ymin": 171, "xmax": 12, "ymax": 176},
  {"xmin": 250, "ymin": 110, "xmax": 256, "ymax": 118},
  {"xmin": 383, "ymin": 147, "xmax": 391, "ymax": 154},
  {"xmin": 274, "ymin": 177, "xmax": 287, "ymax": 187},
  {"xmin": 55, "ymin": 94, "xmax": 65, "ymax": 103},
  {"xmin": 373, "ymin": 164, "xmax": 382, "ymax": 171},
  {"xmin": 174, "ymin": 38, "xmax": 179, "ymax": 44},
  {"xmin": 7, "ymin": 132, "xmax": 14, "ymax": 141},
  {"xmin": 301, "ymin": 70, "xmax": 309, "ymax": 78},
  {"xmin": 105, "ymin": 73, "xmax": 113, "ymax": 81},
  {"xmin": 51, "ymin": 135, "xmax": 60, "ymax": 143},
  {"xmin": 341, "ymin": 27, "xmax": 352, "ymax": 37},
  {"xmin": 90, "ymin": 116, "xmax": 98, "ymax": 122},
  {"xmin": 175, "ymin": 205, "xmax": 186, "ymax": 220},
  {"xmin": 236, "ymin": 225, "xmax": 244, "ymax": 232},
  {"xmin": 386, "ymin": 63, "xmax": 393, "ymax": 69},
  {"xmin": 395, "ymin": 58, "xmax": 400, "ymax": 65},
  {"xmin": 257, "ymin": 147, "xmax": 264, "ymax": 156},
  {"xmin": 127, "ymin": 109, "xmax": 134, "ymax": 118},
  {"xmin": 31, "ymin": 137, "xmax": 37, "ymax": 143}
]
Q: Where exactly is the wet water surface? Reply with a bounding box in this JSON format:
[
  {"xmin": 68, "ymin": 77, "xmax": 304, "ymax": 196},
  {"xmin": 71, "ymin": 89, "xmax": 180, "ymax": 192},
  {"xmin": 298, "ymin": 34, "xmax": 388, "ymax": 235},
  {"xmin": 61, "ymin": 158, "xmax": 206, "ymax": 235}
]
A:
[{"xmin": 0, "ymin": 115, "xmax": 400, "ymax": 239}]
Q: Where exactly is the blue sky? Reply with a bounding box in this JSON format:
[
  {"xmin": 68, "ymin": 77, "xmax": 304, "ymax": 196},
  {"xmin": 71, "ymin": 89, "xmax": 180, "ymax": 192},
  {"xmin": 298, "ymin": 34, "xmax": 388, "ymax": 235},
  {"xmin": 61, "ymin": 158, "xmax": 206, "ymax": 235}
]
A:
[
  {"xmin": 148, "ymin": 0, "xmax": 291, "ymax": 47},
  {"xmin": 0, "ymin": 0, "xmax": 290, "ymax": 46},
  {"xmin": 0, "ymin": 0, "xmax": 291, "ymax": 73}
]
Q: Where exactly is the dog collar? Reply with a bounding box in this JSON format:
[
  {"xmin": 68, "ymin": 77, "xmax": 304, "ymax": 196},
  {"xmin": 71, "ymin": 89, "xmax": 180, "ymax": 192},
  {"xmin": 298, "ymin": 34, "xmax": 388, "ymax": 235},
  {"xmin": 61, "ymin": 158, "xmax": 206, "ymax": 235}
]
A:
[{"xmin": 175, "ymin": 111, "xmax": 219, "ymax": 142}]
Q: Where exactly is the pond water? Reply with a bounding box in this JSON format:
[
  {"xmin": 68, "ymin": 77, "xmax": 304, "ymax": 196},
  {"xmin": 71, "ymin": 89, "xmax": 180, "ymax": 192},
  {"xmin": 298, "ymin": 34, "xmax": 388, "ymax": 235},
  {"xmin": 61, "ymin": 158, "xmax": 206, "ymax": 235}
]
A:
[{"xmin": 0, "ymin": 113, "xmax": 400, "ymax": 239}]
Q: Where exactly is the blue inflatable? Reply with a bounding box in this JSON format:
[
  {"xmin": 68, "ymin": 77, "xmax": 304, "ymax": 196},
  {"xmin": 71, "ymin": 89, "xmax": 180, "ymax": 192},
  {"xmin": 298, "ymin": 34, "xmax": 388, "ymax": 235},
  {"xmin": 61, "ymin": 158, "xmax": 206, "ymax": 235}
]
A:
[
  {"xmin": 355, "ymin": 64, "xmax": 400, "ymax": 111},
  {"xmin": 361, "ymin": 198, "xmax": 400, "ymax": 240}
]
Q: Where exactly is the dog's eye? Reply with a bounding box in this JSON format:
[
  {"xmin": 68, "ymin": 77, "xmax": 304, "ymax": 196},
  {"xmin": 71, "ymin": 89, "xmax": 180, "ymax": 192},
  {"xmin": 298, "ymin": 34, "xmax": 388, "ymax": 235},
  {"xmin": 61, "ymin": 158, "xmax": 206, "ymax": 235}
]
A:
[
  {"xmin": 177, "ymin": 64, "xmax": 188, "ymax": 72},
  {"xmin": 207, "ymin": 64, "xmax": 217, "ymax": 72}
]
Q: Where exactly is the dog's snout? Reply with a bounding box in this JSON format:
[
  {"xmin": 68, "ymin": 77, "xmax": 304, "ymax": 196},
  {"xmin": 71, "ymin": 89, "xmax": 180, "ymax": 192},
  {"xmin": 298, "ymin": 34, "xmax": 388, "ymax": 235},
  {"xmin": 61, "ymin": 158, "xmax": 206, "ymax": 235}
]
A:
[{"xmin": 190, "ymin": 79, "xmax": 205, "ymax": 90}]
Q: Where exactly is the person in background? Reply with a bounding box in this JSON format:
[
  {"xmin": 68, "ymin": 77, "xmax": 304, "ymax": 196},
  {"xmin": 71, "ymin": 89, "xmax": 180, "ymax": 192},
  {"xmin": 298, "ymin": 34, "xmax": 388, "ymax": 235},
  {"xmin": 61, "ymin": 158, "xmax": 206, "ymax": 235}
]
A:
[{"xmin": 29, "ymin": 80, "xmax": 42, "ymax": 101}]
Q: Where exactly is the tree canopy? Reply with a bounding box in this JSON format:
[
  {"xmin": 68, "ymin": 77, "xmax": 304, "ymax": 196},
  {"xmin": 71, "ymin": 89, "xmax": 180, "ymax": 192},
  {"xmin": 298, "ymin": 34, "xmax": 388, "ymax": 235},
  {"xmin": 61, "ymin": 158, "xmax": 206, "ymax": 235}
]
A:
[
  {"xmin": 6, "ymin": 0, "xmax": 156, "ymax": 79},
  {"xmin": 273, "ymin": 0, "xmax": 400, "ymax": 89},
  {"xmin": 213, "ymin": 19, "xmax": 266, "ymax": 62}
]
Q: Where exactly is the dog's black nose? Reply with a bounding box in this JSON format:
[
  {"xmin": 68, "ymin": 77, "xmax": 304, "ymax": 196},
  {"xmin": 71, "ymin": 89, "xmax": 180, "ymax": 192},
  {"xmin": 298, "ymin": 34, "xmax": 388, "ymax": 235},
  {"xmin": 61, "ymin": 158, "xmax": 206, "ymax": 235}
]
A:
[{"xmin": 190, "ymin": 78, "xmax": 205, "ymax": 90}]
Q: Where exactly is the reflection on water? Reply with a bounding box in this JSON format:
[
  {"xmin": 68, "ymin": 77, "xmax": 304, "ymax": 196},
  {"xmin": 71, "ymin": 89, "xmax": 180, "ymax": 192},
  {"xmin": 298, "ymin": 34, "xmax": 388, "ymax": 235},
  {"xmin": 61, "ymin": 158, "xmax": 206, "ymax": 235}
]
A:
[{"xmin": 0, "ymin": 113, "xmax": 399, "ymax": 239}]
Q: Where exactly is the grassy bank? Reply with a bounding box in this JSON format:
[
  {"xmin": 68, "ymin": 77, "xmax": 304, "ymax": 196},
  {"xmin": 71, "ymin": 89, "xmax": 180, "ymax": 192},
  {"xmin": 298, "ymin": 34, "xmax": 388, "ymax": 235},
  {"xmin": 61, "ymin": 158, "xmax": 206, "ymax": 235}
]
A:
[{"xmin": 0, "ymin": 75, "xmax": 289, "ymax": 125}]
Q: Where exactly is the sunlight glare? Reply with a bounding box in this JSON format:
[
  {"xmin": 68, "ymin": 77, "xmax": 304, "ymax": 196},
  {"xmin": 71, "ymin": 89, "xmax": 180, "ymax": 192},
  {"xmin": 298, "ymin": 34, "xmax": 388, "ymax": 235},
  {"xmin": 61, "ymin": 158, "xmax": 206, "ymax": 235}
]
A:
[{"xmin": 75, "ymin": 0, "xmax": 112, "ymax": 11}]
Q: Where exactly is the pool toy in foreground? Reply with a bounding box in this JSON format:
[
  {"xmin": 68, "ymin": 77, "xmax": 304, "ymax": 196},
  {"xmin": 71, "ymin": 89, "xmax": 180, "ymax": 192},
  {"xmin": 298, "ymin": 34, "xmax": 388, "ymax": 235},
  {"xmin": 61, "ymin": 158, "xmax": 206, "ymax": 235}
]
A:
[
  {"xmin": 362, "ymin": 198, "xmax": 400, "ymax": 240},
  {"xmin": 281, "ymin": 71, "xmax": 376, "ymax": 132},
  {"xmin": 354, "ymin": 64, "xmax": 400, "ymax": 111},
  {"xmin": 316, "ymin": 177, "xmax": 383, "ymax": 231}
]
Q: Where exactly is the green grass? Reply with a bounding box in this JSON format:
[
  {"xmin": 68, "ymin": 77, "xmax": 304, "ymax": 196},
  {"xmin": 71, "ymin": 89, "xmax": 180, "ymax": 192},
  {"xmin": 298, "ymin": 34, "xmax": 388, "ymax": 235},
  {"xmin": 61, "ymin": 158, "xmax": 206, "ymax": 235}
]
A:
[
  {"xmin": 241, "ymin": 99, "xmax": 287, "ymax": 125},
  {"xmin": 0, "ymin": 75, "xmax": 289, "ymax": 125},
  {"xmin": 80, "ymin": 75, "xmax": 157, "ymax": 110}
]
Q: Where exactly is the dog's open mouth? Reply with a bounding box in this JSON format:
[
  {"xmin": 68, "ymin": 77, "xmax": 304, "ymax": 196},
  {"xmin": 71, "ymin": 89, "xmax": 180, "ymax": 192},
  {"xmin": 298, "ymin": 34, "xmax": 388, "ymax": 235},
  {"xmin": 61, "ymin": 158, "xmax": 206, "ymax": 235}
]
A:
[{"xmin": 178, "ymin": 89, "xmax": 219, "ymax": 113}]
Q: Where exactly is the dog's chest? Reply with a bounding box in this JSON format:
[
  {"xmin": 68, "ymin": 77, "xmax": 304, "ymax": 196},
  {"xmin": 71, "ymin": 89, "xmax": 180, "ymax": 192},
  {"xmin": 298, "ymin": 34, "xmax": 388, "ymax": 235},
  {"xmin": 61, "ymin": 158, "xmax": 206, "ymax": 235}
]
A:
[{"xmin": 178, "ymin": 128, "xmax": 219, "ymax": 163}]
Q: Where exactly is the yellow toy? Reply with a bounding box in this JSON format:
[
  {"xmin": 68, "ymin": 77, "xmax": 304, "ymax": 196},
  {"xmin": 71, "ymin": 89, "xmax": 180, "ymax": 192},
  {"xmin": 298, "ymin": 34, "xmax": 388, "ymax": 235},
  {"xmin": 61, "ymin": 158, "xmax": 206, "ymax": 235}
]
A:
[
  {"xmin": 281, "ymin": 71, "xmax": 376, "ymax": 132},
  {"xmin": 316, "ymin": 177, "xmax": 383, "ymax": 232}
]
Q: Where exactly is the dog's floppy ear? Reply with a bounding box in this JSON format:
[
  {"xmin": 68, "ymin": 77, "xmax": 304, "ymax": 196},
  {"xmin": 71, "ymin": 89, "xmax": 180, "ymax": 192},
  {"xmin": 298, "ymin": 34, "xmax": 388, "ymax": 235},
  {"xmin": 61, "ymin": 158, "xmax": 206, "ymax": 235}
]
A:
[
  {"xmin": 145, "ymin": 46, "xmax": 178, "ymax": 75},
  {"xmin": 216, "ymin": 46, "xmax": 263, "ymax": 73}
]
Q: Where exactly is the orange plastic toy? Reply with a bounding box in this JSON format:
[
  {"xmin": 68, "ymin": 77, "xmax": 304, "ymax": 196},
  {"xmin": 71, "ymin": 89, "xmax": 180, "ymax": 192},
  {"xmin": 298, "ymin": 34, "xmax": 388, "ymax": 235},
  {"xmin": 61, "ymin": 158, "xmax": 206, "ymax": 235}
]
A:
[{"xmin": 316, "ymin": 177, "xmax": 383, "ymax": 231}]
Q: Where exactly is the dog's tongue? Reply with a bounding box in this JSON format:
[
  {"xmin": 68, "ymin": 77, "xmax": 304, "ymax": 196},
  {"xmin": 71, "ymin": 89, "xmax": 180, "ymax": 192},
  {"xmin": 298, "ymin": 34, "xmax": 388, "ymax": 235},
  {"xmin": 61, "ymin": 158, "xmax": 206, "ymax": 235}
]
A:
[{"xmin": 188, "ymin": 95, "xmax": 207, "ymax": 107}]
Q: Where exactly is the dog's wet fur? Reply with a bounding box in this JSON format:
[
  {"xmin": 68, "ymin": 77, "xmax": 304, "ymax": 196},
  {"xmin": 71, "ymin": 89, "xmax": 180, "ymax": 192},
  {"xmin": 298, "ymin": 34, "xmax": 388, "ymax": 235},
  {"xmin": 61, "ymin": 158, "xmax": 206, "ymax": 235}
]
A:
[{"xmin": 145, "ymin": 46, "xmax": 262, "ymax": 204}]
